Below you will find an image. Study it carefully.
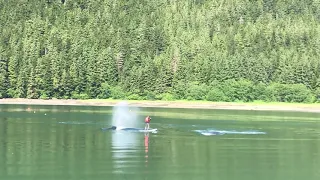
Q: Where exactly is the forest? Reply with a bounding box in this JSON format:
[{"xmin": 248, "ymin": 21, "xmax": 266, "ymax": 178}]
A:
[{"xmin": 0, "ymin": 0, "xmax": 320, "ymax": 103}]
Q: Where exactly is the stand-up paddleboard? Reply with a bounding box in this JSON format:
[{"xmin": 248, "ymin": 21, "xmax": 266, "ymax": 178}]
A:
[
  {"xmin": 137, "ymin": 128, "xmax": 158, "ymax": 133},
  {"xmin": 101, "ymin": 126, "xmax": 158, "ymax": 133}
]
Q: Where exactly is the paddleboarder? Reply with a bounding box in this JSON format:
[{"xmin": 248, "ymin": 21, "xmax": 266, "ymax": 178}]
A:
[{"xmin": 145, "ymin": 116, "xmax": 151, "ymax": 130}]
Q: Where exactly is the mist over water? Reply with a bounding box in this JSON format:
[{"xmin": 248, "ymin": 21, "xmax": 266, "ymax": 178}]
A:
[{"xmin": 111, "ymin": 101, "xmax": 140, "ymax": 128}]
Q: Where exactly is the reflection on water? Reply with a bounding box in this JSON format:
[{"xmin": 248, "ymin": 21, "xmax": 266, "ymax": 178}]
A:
[
  {"xmin": 111, "ymin": 130, "xmax": 152, "ymax": 176},
  {"xmin": 144, "ymin": 132, "xmax": 149, "ymax": 163},
  {"xmin": 111, "ymin": 131, "xmax": 139, "ymax": 173}
]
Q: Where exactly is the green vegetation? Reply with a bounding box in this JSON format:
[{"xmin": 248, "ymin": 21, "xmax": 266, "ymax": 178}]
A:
[{"xmin": 1, "ymin": 0, "xmax": 320, "ymax": 103}]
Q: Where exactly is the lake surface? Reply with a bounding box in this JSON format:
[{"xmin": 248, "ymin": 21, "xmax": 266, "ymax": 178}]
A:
[{"xmin": 0, "ymin": 104, "xmax": 319, "ymax": 180}]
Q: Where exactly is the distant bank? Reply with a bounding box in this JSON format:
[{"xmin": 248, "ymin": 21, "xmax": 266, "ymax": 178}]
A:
[{"xmin": 1, "ymin": 98, "xmax": 320, "ymax": 113}]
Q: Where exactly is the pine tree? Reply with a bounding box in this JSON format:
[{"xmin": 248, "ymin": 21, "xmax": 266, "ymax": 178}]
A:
[{"xmin": 0, "ymin": 47, "xmax": 9, "ymax": 98}]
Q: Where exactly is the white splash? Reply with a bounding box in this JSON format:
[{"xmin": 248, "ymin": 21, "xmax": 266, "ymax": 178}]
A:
[{"xmin": 111, "ymin": 101, "xmax": 140, "ymax": 128}]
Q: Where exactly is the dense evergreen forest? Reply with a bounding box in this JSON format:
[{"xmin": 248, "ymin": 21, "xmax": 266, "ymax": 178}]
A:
[{"xmin": 1, "ymin": 0, "xmax": 320, "ymax": 103}]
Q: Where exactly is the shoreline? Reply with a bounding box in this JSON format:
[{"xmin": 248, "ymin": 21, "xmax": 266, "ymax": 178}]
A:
[{"xmin": 1, "ymin": 98, "xmax": 320, "ymax": 113}]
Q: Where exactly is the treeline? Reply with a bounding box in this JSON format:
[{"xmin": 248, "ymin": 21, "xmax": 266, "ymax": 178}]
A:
[{"xmin": 0, "ymin": 0, "xmax": 320, "ymax": 103}]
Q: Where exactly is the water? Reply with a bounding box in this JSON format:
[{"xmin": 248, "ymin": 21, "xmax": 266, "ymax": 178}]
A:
[{"xmin": 0, "ymin": 104, "xmax": 320, "ymax": 180}]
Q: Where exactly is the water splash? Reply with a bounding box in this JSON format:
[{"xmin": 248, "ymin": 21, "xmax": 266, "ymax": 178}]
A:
[
  {"xmin": 111, "ymin": 101, "xmax": 140, "ymax": 128},
  {"xmin": 194, "ymin": 129, "xmax": 267, "ymax": 136}
]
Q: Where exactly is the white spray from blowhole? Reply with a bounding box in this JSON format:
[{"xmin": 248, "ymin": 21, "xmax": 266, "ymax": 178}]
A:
[{"xmin": 111, "ymin": 101, "xmax": 140, "ymax": 128}]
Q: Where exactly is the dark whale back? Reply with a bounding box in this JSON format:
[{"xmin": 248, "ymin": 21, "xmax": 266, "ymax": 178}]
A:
[{"xmin": 101, "ymin": 126, "xmax": 117, "ymax": 131}]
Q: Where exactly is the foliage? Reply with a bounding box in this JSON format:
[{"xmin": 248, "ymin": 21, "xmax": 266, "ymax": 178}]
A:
[
  {"xmin": 206, "ymin": 88, "xmax": 226, "ymax": 102},
  {"xmin": 0, "ymin": 0, "xmax": 319, "ymax": 103},
  {"xmin": 315, "ymin": 88, "xmax": 320, "ymax": 102},
  {"xmin": 265, "ymin": 83, "xmax": 314, "ymax": 103}
]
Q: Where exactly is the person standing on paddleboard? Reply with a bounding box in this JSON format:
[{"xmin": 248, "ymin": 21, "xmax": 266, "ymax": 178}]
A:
[{"xmin": 145, "ymin": 116, "xmax": 151, "ymax": 130}]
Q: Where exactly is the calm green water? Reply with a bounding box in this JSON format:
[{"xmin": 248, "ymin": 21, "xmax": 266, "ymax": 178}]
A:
[{"xmin": 0, "ymin": 104, "xmax": 320, "ymax": 180}]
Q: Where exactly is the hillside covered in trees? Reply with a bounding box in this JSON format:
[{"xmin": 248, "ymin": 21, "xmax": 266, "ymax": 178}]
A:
[{"xmin": 0, "ymin": 0, "xmax": 320, "ymax": 103}]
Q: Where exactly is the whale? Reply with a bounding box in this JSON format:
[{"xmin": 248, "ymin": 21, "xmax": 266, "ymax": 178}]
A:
[{"xmin": 101, "ymin": 126, "xmax": 158, "ymax": 133}]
